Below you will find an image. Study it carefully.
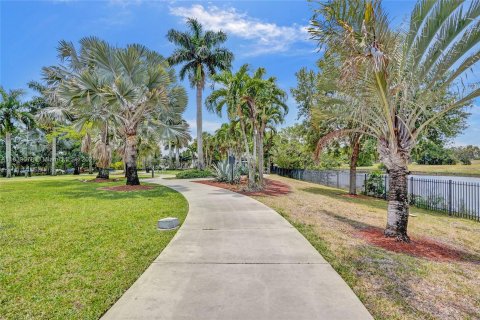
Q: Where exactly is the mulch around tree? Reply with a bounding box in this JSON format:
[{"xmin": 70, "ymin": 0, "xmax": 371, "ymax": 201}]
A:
[
  {"xmin": 98, "ymin": 185, "xmax": 155, "ymax": 192},
  {"xmin": 195, "ymin": 178, "xmax": 291, "ymax": 197},
  {"xmin": 80, "ymin": 178, "xmax": 120, "ymax": 183},
  {"xmin": 357, "ymin": 227, "xmax": 478, "ymax": 263}
]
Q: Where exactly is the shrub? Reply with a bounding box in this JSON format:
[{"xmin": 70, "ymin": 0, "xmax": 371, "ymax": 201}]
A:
[
  {"xmin": 111, "ymin": 161, "xmax": 124, "ymax": 170},
  {"xmin": 213, "ymin": 160, "xmax": 240, "ymax": 183},
  {"xmin": 363, "ymin": 170, "xmax": 386, "ymax": 197},
  {"xmin": 176, "ymin": 169, "xmax": 213, "ymax": 179}
]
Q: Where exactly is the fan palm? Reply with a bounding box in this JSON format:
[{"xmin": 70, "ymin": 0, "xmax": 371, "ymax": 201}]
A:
[
  {"xmin": 56, "ymin": 37, "xmax": 187, "ymax": 185},
  {"xmin": 309, "ymin": 0, "xmax": 480, "ymax": 241},
  {"xmin": 0, "ymin": 87, "xmax": 34, "ymax": 178},
  {"xmin": 167, "ymin": 18, "xmax": 233, "ymax": 170}
]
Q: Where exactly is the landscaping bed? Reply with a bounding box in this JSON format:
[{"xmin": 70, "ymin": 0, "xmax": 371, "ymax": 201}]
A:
[{"xmin": 195, "ymin": 177, "xmax": 290, "ymax": 196}]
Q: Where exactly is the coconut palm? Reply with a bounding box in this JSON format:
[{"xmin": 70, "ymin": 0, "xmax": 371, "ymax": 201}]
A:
[
  {"xmin": 167, "ymin": 18, "xmax": 233, "ymax": 170},
  {"xmin": 309, "ymin": 0, "xmax": 480, "ymax": 241},
  {"xmin": 0, "ymin": 87, "xmax": 34, "ymax": 178}
]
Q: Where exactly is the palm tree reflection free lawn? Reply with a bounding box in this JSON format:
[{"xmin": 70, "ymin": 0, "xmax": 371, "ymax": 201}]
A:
[{"xmin": 0, "ymin": 175, "xmax": 188, "ymax": 319}]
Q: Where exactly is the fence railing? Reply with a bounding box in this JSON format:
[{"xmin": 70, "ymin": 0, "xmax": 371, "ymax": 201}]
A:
[{"xmin": 272, "ymin": 167, "xmax": 480, "ymax": 222}]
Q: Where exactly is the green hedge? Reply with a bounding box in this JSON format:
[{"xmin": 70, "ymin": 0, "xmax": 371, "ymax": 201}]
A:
[{"xmin": 176, "ymin": 169, "xmax": 213, "ymax": 179}]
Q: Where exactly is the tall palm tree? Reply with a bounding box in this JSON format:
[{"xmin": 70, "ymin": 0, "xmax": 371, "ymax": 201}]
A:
[
  {"xmin": 253, "ymin": 76, "xmax": 288, "ymax": 184},
  {"xmin": 207, "ymin": 64, "xmax": 287, "ymax": 188},
  {"xmin": 207, "ymin": 65, "xmax": 257, "ymax": 187},
  {"xmin": 309, "ymin": 0, "xmax": 480, "ymax": 241},
  {"xmin": 0, "ymin": 87, "xmax": 33, "ymax": 178},
  {"xmin": 167, "ymin": 18, "xmax": 233, "ymax": 170}
]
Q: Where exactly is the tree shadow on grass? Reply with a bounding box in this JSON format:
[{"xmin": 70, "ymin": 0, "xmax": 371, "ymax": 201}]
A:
[{"xmin": 28, "ymin": 180, "xmax": 180, "ymax": 200}]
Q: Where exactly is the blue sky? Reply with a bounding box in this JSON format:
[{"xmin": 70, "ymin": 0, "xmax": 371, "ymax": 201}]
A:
[{"xmin": 1, "ymin": 0, "xmax": 478, "ymax": 146}]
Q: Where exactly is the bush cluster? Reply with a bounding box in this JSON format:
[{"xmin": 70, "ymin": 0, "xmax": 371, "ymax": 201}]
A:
[{"xmin": 175, "ymin": 169, "xmax": 213, "ymax": 179}]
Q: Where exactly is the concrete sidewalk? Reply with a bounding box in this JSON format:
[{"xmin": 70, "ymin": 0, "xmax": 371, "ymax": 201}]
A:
[{"xmin": 102, "ymin": 177, "xmax": 372, "ymax": 320}]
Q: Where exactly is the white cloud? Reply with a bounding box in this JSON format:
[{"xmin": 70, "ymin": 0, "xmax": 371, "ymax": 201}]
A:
[
  {"xmin": 169, "ymin": 4, "xmax": 309, "ymax": 56},
  {"xmin": 187, "ymin": 119, "xmax": 222, "ymax": 137}
]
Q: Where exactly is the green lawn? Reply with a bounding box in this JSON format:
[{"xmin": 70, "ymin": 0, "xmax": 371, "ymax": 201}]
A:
[
  {"xmin": 0, "ymin": 175, "xmax": 188, "ymax": 319},
  {"xmin": 351, "ymin": 160, "xmax": 480, "ymax": 177}
]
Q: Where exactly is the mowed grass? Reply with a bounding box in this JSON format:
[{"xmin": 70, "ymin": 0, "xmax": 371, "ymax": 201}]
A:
[
  {"xmin": 354, "ymin": 160, "xmax": 480, "ymax": 176},
  {"xmin": 254, "ymin": 175, "xmax": 480, "ymax": 319},
  {"xmin": 0, "ymin": 175, "xmax": 188, "ymax": 319}
]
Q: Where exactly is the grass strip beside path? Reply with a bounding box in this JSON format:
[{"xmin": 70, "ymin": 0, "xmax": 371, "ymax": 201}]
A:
[
  {"xmin": 0, "ymin": 175, "xmax": 188, "ymax": 319},
  {"xmin": 253, "ymin": 175, "xmax": 480, "ymax": 320}
]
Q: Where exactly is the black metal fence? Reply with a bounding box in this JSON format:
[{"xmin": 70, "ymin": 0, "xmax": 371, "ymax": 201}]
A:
[{"xmin": 272, "ymin": 167, "xmax": 480, "ymax": 222}]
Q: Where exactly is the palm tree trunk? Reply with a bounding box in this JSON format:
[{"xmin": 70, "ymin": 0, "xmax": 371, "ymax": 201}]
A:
[
  {"xmin": 125, "ymin": 132, "xmax": 140, "ymax": 185},
  {"xmin": 257, "ymin": 132, "xmax": 264, "ymax": 186},
  {"xmin": 196, "ymin": 84, "xmax": 204, "ymax": 170},
  {"xmin": 175, "ymin": 146, "xmax": 180, "ymax": 168},
  {"xmin": 97, "ymin": 168, "xmax": 109, "ymax": 179},
  {"xmin": 88, "ymin": 155, "xmax": 93, "ymax": 174},
  {"xmin": 5, "ymin": 132, "xmax": 12, "ymax": 178},
  {"xmin": 51, "ymin": 136, "xmax": 57, "ymax": 176},
  {"xmin": 168, "ymin": 141, "xmax": 173, "ymax": 169},
  {"xmin": 96, "ymin": 125, "xmax": 110, "ymax": 179},
  {"xmin": 349, "ymin": 135, "xmax": 361, "ymax": 195},
  {"xmin": 384, "ymin": 156, "xmax": 410, "ymax": 242}
]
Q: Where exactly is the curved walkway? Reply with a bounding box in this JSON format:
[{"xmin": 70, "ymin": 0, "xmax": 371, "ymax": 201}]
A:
[{"xmin": 102, "ymin": 177, "xmax": 372, "ymax": 320}]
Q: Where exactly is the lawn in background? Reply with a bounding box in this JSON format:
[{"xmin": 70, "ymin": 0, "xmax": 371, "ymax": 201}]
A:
[
  {"xmin": 0, "ymin": 175, "xmax": 188, "ymax": 319},
  {"xmin": 254, "ymin": 175, "xmax": 480, "ymax": 319},
  {"xmin": 352, "ymin": 159, "xmax": 480, "ymax": 177}
]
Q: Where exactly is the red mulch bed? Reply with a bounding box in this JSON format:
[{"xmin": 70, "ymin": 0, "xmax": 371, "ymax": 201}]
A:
[
  {"xmin": 195, "ymin": 178, "xmax": 290, "ymax": 197},
  {"xmin": 98, "ymin": 185, "xmax": 154, "ymax": 192},
  {"xmin": 357, "ymin": 227, "xmax": 476, "ymax": 262},
  {"xmin": 81, "ymin": 178, "xmax": 120, "ymax": 183}
]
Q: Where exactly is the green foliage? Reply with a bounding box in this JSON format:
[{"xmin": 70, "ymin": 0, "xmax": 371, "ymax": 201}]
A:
[
  {"xmin": 213, "ymin": 160, "xmax": 241, "ymax": 184},
  {"xmin": 363, "ymin": 170, "xmax": 385, "ymax": 198},
  {"xmin": 412, "ymin": 140, "xmax": 457, "ymax": 165},
  {"xmin": 272, "ymin": 125, "xmax": 314, "ymax": 169},
  {"xmin": 356, "ymin": 138, "xmax": 377, "ymax": 166},
  {"xmin": 176, "ymin": 169, "xmax": 213, "ymax": 179},
  {"xmin": 111, "ymin": 161, "xmax": 124, "ymax": 170},
  {"xmin": 451, "ymin": 145, "xmax": 480, "ymax": 165}
]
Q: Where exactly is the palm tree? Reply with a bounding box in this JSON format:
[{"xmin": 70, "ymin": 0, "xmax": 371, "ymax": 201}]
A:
[
  {"xmin": 253, "ymin": 76, "xmax": 288, "ymax": 184},
  {"xmin": 56, "ymin": 37, "xmax": 188, "ymax": 185},
  {"xmin": 28, "ymin": 81, "xmax": 71, "ymax": 176},
  {"xmin": 0, "ymin": 87, "xmax": 33, "ymax": 178},
  {"xmin": 309, "ymin": 0, "xmax": 480, "ymax": 241},
  {"xmin": 207, "ymin": 65, "xmax": 257, "ymax": 187},
  {"xmin": 167, "ymin": 18, "xmax": 233, "ymax": 170},
  {"xmin": 207, "ymin": 64, "xmax": 287, "ymax": 188}
]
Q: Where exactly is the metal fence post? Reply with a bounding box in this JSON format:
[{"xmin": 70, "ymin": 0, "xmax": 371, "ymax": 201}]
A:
[
  {"xmin": 410, "ymin": 176, "xmax": 414, "ymax": 204},
  {"xmin": 448, "ymin": 180, "xmax": 453, "ymax": 216},
  {"xmin": 364, "ymin": 173, "xmax": 367, "ymax": 194}
]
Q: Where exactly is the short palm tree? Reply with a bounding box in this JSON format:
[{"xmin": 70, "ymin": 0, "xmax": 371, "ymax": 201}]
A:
[
  {"xmin": 310, "ymin": 0, "xmax": 480, "ymax": 241},
  {"xmin": 56, "ymin": 37, "xmax": 188, "ymax": 185},
  {"xmin": 0, "ymin": 87, "xmax": 33, "ymax": 178},
  {"xmin": 167, "ymin": 18, "xmax": 233, "ymax": 170}
]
